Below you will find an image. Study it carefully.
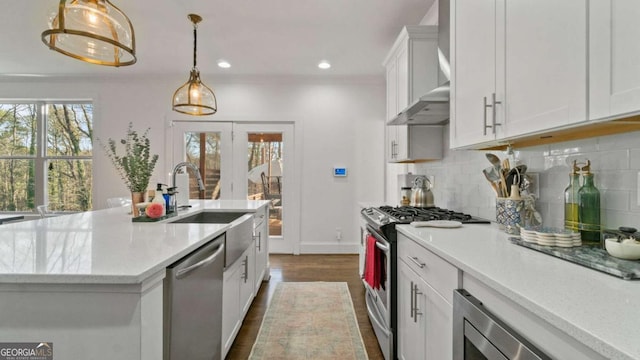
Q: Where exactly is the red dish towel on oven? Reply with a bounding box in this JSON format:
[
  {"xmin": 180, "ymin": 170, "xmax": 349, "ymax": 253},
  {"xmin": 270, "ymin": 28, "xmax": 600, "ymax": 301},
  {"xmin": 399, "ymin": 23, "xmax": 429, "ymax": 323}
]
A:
[{"xmin": 364, "ymin": 234, "xmax": 381, "ymax": 289}]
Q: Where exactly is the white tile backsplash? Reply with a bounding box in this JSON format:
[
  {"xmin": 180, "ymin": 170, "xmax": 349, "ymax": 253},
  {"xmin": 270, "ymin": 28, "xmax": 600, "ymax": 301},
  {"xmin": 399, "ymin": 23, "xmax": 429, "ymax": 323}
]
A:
[{"xmin": 410, "ymin": 125, "xmax": 640, "ymax": 230}]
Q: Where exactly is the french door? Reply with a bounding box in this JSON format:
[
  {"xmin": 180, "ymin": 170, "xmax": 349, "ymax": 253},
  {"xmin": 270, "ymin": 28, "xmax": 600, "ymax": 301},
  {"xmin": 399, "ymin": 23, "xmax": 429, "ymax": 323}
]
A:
[
  {"xmin": 170, "ymin": 121, "xmax": 233, "ymax": 199},
  {"xmin": 232, "ymin": 123, "xmax": 295, "ymax": 254},
  {"xmin": 169, "ymin": 121, "xmax": 296, "ymax": 254}
]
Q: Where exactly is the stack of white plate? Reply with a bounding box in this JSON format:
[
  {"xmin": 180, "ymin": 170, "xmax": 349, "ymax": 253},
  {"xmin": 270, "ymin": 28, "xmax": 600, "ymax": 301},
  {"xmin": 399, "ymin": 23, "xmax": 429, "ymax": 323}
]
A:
[{"xmin": 520, "ymin": 227, "xmax": 581, "ymax": 247}]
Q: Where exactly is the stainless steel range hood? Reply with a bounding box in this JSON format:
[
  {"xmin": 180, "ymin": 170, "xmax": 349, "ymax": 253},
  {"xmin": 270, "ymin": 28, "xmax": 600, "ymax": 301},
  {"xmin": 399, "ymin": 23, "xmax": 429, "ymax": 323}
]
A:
[{"xmin": 388, "ymin": 0, "xmax": 450, "ymax": 126}]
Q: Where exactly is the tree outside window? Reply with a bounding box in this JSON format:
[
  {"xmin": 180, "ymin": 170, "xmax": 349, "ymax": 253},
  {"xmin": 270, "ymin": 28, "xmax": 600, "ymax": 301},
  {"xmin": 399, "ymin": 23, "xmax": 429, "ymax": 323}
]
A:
[{"xmin": 0, "ymin": 102, "xmax": 93, "ymax": 213}]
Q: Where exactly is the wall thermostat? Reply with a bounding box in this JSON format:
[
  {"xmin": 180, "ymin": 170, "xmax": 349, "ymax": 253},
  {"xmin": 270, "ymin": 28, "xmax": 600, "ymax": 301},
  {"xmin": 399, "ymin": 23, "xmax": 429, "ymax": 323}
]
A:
[{"xmin": 333, "ymin": 167, "xmax": 347, "ymax": 177}]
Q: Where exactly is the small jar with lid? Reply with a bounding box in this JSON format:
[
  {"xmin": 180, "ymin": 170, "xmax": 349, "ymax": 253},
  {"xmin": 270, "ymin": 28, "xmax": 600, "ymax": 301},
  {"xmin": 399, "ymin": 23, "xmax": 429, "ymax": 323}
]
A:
[{"xmin": 400, "ymin": 187, "xmax": 412, "ymax": 206}]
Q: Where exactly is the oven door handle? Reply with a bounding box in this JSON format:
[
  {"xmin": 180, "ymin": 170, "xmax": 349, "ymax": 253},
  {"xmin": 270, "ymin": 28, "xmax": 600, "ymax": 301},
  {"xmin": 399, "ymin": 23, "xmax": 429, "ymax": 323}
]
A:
[
  {"xmin": 366, "ymin": 224, "xmax": 391, "ymax": 253},
  {"xmin": 375, "ymin": 241, "xmax": 389, "ymax": 253},
  {"xmin": 365, "ymin": 291, "xmax": 391, "ymax": 337}
]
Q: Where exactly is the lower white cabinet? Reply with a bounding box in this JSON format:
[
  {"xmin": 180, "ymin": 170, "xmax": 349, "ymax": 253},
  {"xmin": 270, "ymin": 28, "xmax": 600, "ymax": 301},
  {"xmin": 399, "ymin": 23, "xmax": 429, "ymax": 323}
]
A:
[
  {"xmin": 253, "ymin": 207, "xmax": 269, "ymax": 295},
  {"xmin": 222, "ymin": 243, "xmax": 255, "ymax": 358},
  {"xmin": 397, "ymin": 260, "xmax": 452, "ymax": 360},
  {"xmin": 397, "ymin": 232, "xmax": 457, "ymax": 360},
  {"xmin": 398, "ymin": 261, "xmax": 427, "ymax": 360}
]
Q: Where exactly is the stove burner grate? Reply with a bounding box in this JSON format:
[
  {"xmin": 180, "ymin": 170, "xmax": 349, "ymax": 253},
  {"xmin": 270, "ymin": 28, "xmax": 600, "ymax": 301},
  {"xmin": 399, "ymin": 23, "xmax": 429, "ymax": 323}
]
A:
[{"xmin": 377, "ymin": 205, "xmax": 489, "ymax": 224}]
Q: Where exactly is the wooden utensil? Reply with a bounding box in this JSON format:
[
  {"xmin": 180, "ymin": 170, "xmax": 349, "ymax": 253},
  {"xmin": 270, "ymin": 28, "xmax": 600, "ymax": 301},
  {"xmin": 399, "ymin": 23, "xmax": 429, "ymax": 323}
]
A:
[
  {"xmin": 483, "ymin": 167, "xmax": 503, "ymax": 197},
  {"xmin": 486, "ymin": 154, "xmax": 508, "ymax": 196}
]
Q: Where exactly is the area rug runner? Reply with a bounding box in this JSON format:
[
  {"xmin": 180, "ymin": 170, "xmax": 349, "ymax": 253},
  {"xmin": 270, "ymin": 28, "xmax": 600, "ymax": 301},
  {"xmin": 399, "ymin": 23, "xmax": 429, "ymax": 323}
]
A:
[{"xmin": 249, "ymin": 282, "xmax": 369, "ymax": 359}]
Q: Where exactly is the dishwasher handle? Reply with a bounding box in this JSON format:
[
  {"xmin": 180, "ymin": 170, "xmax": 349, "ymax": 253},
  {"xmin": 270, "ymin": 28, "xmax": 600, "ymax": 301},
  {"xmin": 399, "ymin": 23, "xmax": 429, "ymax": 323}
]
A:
[{"xmin": 175, "ymin": 243, "xmax": 225, "ymax": 279}]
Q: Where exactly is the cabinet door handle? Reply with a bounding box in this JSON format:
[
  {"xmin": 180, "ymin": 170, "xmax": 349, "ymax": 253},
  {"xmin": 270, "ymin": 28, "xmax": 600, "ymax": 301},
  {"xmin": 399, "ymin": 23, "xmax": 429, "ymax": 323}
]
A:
[
  {"xmin": 255, "ymin": 232, "xmax": 262, "ymax": 251},
  {"xmin": 413, "ymin": 283, "xmax": 423, "ymax": 323},
  {"xmin": 242, "ymin": 255, "xmax": 249, "ymax": 283},
  {"xmin": 483, "ymin": 96, "xmax": 490, "ymax": 135},
  {"xmin": 410, "ymin": 280, "xmax": 415, "ymax": 319},
  {"xmin": 491, "ymin": 92, "xmax": 502, "ymax": 133},
  {"xmin": 407, "ymin": 256, "xmax": 426, "ymax": 268}
]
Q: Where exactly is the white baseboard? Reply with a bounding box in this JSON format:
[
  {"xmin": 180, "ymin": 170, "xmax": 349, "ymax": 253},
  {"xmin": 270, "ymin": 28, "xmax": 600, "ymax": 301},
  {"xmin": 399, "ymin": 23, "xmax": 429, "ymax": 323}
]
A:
[{"xmin": 298, "ymin": 242, "xmax": 360, "ymax": 254}]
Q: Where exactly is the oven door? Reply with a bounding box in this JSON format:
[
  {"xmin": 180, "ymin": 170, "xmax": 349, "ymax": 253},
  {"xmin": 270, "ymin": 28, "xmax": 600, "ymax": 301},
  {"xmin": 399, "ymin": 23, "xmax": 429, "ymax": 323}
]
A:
[
  {"xmin": 453, "ymin": 289, "xmax": 551, "ymax": 360},
  {"xmin": 364, "ymin": 225, "xmax": 391, "ymax": 319}
]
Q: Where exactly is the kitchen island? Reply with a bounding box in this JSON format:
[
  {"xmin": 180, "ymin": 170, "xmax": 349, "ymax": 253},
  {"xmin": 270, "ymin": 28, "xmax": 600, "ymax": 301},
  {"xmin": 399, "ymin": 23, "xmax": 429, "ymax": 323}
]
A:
[
  {"xmin": 0, "ymin": 200, "xmax": 269, "ymax": 360},
  {"xmin": 397, "ymin": 223, "xmax": 640, "ymax": 360}
]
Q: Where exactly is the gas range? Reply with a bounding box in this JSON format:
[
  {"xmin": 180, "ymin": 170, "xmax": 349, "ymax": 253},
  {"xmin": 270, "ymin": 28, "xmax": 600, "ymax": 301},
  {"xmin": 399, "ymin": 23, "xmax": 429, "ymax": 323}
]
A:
[{"xmin": 362, "ymin": 205, "xmax": 491, "ymax": 228}]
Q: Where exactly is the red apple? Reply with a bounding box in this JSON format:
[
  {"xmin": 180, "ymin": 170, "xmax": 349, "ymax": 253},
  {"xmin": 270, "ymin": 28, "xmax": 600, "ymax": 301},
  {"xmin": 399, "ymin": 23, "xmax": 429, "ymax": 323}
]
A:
[{"xmin": 145, "ymin": 203, "xmax": 164, "ymax": 219}]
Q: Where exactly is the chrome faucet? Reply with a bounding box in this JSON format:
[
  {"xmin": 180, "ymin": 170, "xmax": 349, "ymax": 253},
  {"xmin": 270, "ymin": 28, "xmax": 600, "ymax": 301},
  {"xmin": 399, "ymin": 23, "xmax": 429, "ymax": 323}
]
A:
[{"xmin": 172, "ymin": 162, "xmax": 206, "ymax": 202}]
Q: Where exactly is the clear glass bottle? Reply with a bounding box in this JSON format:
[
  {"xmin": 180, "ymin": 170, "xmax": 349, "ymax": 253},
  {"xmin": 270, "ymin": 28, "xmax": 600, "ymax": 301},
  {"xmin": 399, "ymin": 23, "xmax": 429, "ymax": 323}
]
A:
[
  {"xmin": 578, "ymin": 160, "xmax": 601, "ymax": 246},
  {"xmin": 564, "ymin": 160, "xmax": 581, "ymax": 232}
]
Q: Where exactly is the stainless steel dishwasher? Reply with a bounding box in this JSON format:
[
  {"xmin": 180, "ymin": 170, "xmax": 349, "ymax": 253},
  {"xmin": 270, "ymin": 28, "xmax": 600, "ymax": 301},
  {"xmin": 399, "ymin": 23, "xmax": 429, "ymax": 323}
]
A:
[{"xmin": 164, "ymin": 233, "xmax": 225, "ymax": 360}]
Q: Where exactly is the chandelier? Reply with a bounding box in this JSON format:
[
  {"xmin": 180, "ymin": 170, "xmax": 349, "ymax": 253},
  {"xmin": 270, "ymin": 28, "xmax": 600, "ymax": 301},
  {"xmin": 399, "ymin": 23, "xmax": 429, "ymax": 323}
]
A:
[
  {"xmin": 172, "ymin": 14, "xmax": 217, "ymax": 116},
  {"xmin": 41, "ymin": 0, "xmax": 136, "ymax": 67}
]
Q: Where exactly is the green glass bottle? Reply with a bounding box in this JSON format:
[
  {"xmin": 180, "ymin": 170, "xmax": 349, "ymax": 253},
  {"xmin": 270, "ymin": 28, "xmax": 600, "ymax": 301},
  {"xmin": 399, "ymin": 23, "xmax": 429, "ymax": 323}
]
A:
[
  {"xmin": 564, "ymin": 160, "xmax": 581, "ymax": 232},
  {"xmin": 578, "ymin": 160, "xmax": 601, "ymax": 246}
]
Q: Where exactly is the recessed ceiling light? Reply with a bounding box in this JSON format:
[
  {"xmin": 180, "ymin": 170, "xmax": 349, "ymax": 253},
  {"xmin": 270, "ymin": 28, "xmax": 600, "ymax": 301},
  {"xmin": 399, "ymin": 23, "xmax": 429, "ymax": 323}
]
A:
[
  {"xmin": 217, "ymin": 60, "xmax": 231, "ymax": 69},
  {"xmin": 318, "ymin": 61, "xmax": 331, "ymax": 70}
]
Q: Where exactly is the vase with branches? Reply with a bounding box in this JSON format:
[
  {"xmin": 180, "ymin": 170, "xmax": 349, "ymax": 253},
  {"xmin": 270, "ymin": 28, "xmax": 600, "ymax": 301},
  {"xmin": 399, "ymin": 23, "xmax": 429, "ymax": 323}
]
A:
[{"xmin": 99, "ymin": 123, "xmax": 159, "ymax": 216}]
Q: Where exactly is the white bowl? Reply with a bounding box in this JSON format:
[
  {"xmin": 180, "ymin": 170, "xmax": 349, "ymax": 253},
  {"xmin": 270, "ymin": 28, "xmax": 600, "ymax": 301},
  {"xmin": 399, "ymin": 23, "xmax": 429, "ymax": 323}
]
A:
[{"xmin": 605, "ymin": 238, "xmax": 640, "ymax": 260}]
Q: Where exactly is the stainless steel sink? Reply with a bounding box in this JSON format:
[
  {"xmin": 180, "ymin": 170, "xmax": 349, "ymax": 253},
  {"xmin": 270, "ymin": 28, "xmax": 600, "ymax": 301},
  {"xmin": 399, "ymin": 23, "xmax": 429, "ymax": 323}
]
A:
[
  {"xmin": 170, "ymin": 211, "xmax": 248, "ymax": 224},
  {"xmin": 170, "ymin": 211, "xmax": 254, "ymax": 268}
]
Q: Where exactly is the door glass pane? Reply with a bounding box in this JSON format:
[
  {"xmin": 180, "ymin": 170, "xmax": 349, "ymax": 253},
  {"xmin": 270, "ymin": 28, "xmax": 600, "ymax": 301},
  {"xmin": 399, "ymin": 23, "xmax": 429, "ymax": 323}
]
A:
[
  {"xmin": 184, "ymin": 131, "xmax": 221, "ymax": 199},
  {"xmin": 246, "ymin": 133, "xmax": 283, "ymax": 236}
]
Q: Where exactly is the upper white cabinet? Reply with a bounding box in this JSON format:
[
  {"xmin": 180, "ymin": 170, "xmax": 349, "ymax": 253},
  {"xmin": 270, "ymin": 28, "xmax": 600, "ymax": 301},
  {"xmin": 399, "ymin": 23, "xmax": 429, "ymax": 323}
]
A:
[
  {"xmin": 590, "ymin": 0, "xmax": 640, "ymax": 120},
  {"xmin": 385, "ymin": 26, "xmax": 443, "ymax": 162},
  {"xmin": 451, "ymin": 0, "xmax": 588, "ymax": 149},
  {"xmin": 384, "ymin": 26, "xmax": 439, "ymax": 123},
  {"xmin": 387, "ymin": 125, "xmax": 443, "ymax": 163}
]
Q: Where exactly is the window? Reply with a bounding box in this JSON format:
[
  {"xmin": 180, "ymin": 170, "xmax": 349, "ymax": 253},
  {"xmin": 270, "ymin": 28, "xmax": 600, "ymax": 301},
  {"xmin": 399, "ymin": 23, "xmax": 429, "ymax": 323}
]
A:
[{"xmin": 0, "ymin": 102, "xmax": 93, "ymax": 213}]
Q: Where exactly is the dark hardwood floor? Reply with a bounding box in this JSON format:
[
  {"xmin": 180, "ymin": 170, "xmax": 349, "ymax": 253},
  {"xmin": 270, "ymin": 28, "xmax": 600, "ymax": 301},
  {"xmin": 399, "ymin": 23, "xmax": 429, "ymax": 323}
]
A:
[{"xmin": 225, "ymin": 254, "xmax": 385, "ymax": 360}]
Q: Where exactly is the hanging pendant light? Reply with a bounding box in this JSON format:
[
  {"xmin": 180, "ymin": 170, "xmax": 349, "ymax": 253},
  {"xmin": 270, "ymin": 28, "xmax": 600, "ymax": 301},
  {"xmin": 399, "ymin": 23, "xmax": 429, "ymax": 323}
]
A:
[
  {"xmin": 172, "ymin": 14, "xmax": 217, "ymax": 116},
  {"xmin": 41, "ymin": 0, "xmax": 136, "ymax": 67}
]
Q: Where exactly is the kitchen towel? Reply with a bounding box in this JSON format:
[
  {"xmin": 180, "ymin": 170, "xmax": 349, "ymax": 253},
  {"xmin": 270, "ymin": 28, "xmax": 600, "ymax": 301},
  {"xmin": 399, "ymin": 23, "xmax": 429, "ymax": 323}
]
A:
[
  {"xmin": 175, "ymin": 173, "xmax": 190, "ymax": 206},
  {"xmin": 364, "ymin": 234, "xmax": 380, "ymax": 289}
]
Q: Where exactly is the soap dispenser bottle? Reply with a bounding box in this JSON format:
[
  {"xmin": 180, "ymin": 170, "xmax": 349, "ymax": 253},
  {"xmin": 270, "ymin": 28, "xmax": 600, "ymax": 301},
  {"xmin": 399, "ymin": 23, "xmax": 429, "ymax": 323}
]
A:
[
  {"xmin": 578, "ymin": 160, "xmax": 601, "ymax": 246},
  {"xmin": 152, "ymin": 183, "xmax": 166, "ymax": 216},
  {"xmin": 563, "ymin": 160, "xmax": 581, "ymax": 232}
]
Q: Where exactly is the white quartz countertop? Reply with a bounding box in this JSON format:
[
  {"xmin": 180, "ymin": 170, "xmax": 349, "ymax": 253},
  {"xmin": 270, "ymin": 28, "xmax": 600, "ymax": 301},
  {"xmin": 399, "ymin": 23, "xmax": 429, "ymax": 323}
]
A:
[
  {"xmin": 0, "ymin": 200, "xmax": 269, "ymax": 285},
  {"xmin": 397, "ymin": 223, "xmax": 640, "ymax": 360}
]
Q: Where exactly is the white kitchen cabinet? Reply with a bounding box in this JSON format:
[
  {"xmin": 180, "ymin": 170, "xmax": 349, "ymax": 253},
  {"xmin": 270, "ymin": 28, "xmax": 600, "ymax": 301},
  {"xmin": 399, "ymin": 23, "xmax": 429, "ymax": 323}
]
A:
[
  {"xmin": 222, "ymin": 243, "xmax": 255, "ymax": 358},
  {"xmin": 384, "ymin": 26, "xmax": 442, "ymax": 162},
  {"xmin": 451, "ymin": 0, "xmax": 588, "ymax": 149},
  {"xmin": 253, "ymin": 207, "xmax": 269, "ymax": 295},
  {"xmin": 240, "ymin": 245, "xmax": 255, "ymax": 317},
  {"xmin": 222, "ymin": 255, "xmax": 242, "ymax": 358},
  {"xmin": 397, "ymin": 232, "xmax": 457, "ymax": 360},
  {"xmin": 398, "ymin": 261, "xmax": 428, "ymax": 360},
  {"xmin": 387, "ymin": 125, "xmax": 443, "ymax": 163},
  {"xmin": 590, "ymin": 0, "xmax": 640, "ymax": 121}
]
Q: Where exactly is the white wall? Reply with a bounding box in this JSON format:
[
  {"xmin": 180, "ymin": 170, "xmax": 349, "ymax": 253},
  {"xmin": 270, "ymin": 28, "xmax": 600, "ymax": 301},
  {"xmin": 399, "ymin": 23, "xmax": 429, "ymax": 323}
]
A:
[{"xmin": 0, "ymin": 74, "xmax": 385, "ymax": 254}]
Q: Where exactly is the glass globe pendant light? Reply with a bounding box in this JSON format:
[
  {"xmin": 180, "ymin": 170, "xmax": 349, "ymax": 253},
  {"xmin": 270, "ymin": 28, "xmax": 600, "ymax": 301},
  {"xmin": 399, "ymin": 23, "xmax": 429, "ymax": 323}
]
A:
[
  {"xmin": 172, "ymin": 14, "xmax": 217, "ymax": 116},
  {"xmin": 41, "ymin": 0, "xmax": 136, "ymax": 67}
]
